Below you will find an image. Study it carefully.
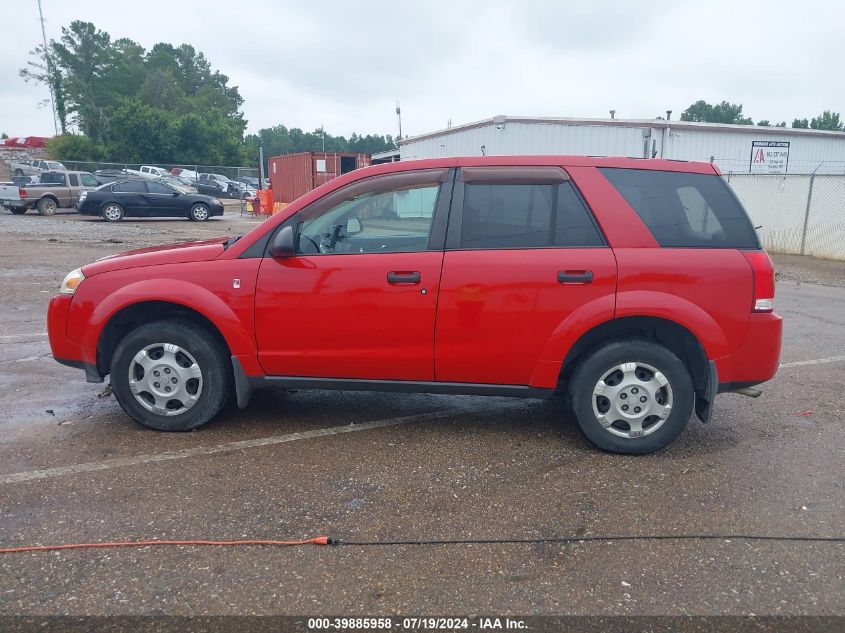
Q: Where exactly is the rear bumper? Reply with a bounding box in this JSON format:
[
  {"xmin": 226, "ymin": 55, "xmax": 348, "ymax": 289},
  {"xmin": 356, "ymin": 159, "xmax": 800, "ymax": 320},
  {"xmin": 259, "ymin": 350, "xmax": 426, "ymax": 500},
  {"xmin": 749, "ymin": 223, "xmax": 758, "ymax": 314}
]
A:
[{"xmin": 714, "ymin": 312, "xmax": 783, "ymax": 390}]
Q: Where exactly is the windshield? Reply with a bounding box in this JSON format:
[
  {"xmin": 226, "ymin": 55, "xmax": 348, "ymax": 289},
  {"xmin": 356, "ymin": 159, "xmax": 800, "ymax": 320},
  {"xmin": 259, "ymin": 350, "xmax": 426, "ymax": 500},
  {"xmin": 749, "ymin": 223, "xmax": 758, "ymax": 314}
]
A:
[{"xmin": 46, "ymin": 161, "xmax": 66, "ymax": 170}]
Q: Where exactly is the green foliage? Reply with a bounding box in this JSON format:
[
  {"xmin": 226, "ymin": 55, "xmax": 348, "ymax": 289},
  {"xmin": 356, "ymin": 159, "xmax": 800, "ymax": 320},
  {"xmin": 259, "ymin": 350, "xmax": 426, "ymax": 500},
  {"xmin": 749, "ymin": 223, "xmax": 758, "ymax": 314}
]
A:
[
  {"xmin": 775, "ymin": 122, "xmax": 787, "ymax": 127},
  {"xmin": 242, "ymin": 125, "xmax": 396, "ymax": 166},
  {"xmin": 1, "ymin": 132, "xmax": 8, "ymax": 139},
  {"xmin": 47, "ymin": 133, "xmax": 107, "ymax": 161},
  {"xmin": 792, "ymin": 118, "xmax": 809, "ymax": 128},
  {"xmin": 756, "ymin": 120, "xmax": 770, "ymax": 126},
  {"xmin": 680, "ymin": 100, "xmax": 753, "ymax": 125},
  {"xmin": 809, "ymin": 110, "xmax": 843, "ymax": 131},
  {"xmin": 21, "ymin": 20, "xmax": 246, "ymax": 163}
]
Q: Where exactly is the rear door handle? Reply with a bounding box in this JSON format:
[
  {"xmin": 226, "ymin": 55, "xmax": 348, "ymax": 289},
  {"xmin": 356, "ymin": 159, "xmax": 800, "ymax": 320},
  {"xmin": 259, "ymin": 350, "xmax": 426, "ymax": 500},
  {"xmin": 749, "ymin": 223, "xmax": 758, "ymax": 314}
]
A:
[
  {"xmin": 557, "ymin": 270, "xmax": 593, "ymax": 284},
  {"xmin": 387, "ymin": 271, "xmax": 421, "ymax": 285}
]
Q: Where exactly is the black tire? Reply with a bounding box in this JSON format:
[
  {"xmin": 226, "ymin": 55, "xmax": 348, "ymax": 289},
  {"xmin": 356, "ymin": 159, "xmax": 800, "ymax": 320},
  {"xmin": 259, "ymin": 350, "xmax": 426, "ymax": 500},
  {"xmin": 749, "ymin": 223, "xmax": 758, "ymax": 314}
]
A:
[
  {"xmin": 101, "ymin": 202, "xmax": 124, "ymax": 222},
  {"xmin": 14, "ymin": 168, "xmax": 24, "ymax": 177},
  {"xmin": 190, "ymin": 203, "xmax": 210, "ymax": 221},
  {"xmin": 9, "ymin": 207, "xmax": 27, "ymax": 215},
  {"xmin": 111, "ymin": 320, "xmax": 232, "ymax": 431},
  {"xmin": 36, "ymin": 197, "xmax": 57, "ymax": 216},
  {"xmin": 569, "ymin": 340, "xmax": 694, "ymax": 454}
]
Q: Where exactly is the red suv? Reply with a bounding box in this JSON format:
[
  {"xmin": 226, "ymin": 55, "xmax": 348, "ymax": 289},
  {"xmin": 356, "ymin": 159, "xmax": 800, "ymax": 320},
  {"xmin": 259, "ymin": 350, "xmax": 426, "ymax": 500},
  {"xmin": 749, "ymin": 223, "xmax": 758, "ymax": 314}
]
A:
[{"xmin": 47, "ymin": 157, "xmax": 781, "ymax": 454}]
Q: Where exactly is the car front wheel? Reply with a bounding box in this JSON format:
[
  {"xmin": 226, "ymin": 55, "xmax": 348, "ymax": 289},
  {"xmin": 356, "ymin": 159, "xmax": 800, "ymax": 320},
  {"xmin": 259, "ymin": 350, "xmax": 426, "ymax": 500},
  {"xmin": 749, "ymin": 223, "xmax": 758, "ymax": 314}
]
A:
[
  {"xmin": 190, "ymin": 203, "xmax": 210, "ymax": 221},
  {"xmin": 110, "ymin": 320, "xmax": 232, "ymax": 431},
  {"xmin": 101, "ymin": 203, "xmax": 124, "ymax": 222},
  {"xmin": 569, "ymin": 340, "xmax": 694, "ymax": 454}
]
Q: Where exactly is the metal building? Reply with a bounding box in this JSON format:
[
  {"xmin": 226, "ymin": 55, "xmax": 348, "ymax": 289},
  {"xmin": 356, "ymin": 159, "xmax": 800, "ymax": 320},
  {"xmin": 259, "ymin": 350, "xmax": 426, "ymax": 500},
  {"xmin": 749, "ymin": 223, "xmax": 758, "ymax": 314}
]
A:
[{"xmin": 397, "ymin": 116, "xmax": 845, "ymax": 174}]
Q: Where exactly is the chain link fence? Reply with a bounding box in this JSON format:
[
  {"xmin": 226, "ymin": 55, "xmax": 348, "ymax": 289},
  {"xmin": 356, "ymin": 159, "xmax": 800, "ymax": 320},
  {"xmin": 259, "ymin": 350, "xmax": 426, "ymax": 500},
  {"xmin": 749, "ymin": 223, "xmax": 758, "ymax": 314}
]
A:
[{"xmin": 726, "ymin": 173, "xmax": 845, "ymax": 260}]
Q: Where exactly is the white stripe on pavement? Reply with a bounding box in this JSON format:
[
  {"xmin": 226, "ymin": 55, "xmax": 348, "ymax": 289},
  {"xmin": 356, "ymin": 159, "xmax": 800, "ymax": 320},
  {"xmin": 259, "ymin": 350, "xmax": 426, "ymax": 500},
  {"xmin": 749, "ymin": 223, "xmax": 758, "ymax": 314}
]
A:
[
  {"xmin": 0, "ymin": 404, "xmax": 516, "ymax": 485},
  {"xmin": 779, "ymin": 355, "xmax": 845, "ymax": 368},
  {"xmin": 0, "ymin": 332, "xmax": 47, "ymax": 340}
]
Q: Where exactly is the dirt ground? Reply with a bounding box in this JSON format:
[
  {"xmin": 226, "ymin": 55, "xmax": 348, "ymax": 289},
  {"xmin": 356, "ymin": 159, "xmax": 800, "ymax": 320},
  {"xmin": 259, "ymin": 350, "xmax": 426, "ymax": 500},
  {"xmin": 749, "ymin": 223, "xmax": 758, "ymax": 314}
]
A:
[{"xmin": 0, "ymin": 208, "xmax": 843, "ymax": 626}]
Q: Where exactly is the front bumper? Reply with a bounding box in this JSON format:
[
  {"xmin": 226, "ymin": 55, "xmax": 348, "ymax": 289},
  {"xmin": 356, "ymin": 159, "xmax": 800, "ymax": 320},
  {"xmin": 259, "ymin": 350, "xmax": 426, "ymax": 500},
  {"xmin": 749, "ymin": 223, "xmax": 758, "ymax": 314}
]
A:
[{"xmin": 47, "ymin": 294, "xmax": 102, "ymax": 382}]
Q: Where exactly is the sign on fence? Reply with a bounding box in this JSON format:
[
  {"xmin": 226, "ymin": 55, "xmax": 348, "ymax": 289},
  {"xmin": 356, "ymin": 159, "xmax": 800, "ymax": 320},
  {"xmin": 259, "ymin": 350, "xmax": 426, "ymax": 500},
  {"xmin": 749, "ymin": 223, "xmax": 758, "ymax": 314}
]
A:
[{"xmin": 749, "ymin": 140, "xmax": 790, "ymax": 174}]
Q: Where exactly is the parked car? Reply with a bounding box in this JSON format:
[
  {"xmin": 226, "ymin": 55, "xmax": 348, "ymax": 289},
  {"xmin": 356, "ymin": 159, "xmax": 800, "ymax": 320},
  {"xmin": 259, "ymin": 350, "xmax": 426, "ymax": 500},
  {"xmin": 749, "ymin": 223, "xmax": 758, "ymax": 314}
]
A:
[
  {"xmin": 7, "ymin": 158, "xmax": 67, "ymax": 177},
  {"xmin": 47, "ymin": 156, "xmax": 781, "ymax": 454},
  {"xmin": 155, "ymin": 175, "xmax": 197, "ymax": 193},
  {"xmin": 76, "ymin": 179, "xmax": 224, "ymax": 222},
  {"xmin": 194, "ymin": 178, "xmax": 227, "ymax": 197},
  {"xmin": 198, "ymin": 173, "xmax": 240, "ymax": 197},
  {"xmin": 0, "ymin": 170, "xmax": 99, "ymax": 215},
  {"xmin": 93, "ymin": 169, "xmax": 140, "ymax": 185},
  {"xmin": 139, "ymin": 165, "xmax": 170, "ymax": 178}
]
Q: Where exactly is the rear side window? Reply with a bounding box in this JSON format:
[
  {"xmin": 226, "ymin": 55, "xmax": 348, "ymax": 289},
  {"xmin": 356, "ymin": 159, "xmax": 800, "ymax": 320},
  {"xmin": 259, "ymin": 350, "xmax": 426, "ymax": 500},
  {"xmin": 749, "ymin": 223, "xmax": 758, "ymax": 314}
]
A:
[
  {"xmin": 113, "ymin": 181, "xmax": 147, "ymax": 193},
  {"xmin": 600, "ymin": 168, "xmax": 759, "ymax": 248},
  {"xmin": 461, "ymin": 182, "xmax": 604, "ymax": 249}
]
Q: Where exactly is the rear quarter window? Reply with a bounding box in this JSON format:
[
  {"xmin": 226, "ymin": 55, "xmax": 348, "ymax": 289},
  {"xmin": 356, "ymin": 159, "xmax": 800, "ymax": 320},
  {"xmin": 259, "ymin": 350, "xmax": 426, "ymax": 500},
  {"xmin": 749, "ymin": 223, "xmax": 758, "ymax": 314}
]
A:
[{"xmin": 599, "ymin": 168, "xmax": 760, "ymax": 249}]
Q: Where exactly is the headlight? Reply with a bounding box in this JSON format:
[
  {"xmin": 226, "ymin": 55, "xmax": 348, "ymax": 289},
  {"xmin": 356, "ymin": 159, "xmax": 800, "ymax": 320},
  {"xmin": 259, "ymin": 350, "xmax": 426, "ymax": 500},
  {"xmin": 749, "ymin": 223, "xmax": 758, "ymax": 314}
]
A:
[{"xmin": 60, "ymin": 268, "xmax": 85, "ymax": 294}]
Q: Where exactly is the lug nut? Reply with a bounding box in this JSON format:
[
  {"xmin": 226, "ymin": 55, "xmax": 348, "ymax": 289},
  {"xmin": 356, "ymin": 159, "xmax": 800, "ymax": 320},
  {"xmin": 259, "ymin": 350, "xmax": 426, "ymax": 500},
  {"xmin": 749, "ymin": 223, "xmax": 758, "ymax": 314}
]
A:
[
  {"xmin": 164, "ymin": 368, "xmax": 171, "ymax": 374},
  {"xmin": 171, "ymin": 377, "xmax": 177, "ymax": 384},
  {"xmin": 620, "ymin": 393, "xmax": 628, "ymax": 400},
  {"xmin": 165, "ymin": 386, "xmax": 171, "ymax": 393},
  {"xmin": 154, "ymin": 382, "xmax": 160, "ymax": 388},
  {"xmin": 640, "ymin": 396, "xmax": 647, "ymax": 402},
  {"xmin": 153, "ymin": 371, "xmax": 160, "ymax": 376},
  {"xmin": 622, "ymin": 405, "xmax": 629, "ymax": 411},
  {"xmin": 634, "ymin": 406, "xmax": 641, "ymax": 413},
  {"xmin": 632, "ymin": 387, "xmax": 639, "ymax": 394}
]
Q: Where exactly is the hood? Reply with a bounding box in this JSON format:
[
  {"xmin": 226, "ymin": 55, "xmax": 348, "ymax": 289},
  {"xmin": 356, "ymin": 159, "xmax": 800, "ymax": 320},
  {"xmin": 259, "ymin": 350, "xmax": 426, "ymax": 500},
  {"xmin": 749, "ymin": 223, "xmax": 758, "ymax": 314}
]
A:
[{"xmin": 82, "ymin": 237, "xmax": 231, "ymax": 276}]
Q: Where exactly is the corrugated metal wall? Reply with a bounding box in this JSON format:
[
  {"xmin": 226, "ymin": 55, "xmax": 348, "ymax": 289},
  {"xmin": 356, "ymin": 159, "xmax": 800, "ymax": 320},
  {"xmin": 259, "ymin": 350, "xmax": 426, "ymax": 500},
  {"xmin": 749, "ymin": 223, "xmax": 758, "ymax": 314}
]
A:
[
  {"xmin": 268, "ymin": 152, "xmax": 371, "ymax": 203},
  {"xmin": 400, "ymin": 121, "xmax": 845, "ymax": 175}
]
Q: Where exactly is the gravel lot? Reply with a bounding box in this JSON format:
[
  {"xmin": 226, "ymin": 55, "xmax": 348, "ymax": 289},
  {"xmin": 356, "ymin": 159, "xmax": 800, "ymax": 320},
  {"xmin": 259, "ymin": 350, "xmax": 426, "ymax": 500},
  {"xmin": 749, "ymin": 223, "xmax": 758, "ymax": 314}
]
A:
[{"xmin": 0, "ymin": 208, "xmax": 842, "ymax": 626}]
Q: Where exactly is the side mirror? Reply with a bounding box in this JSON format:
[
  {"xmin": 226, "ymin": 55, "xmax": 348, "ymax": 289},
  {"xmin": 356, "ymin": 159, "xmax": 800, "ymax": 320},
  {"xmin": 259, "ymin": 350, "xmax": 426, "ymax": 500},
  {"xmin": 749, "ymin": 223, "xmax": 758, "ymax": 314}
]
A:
[
  {"xmin": 269, "ymin": 225, "xmax": 296, "ymax": 258},
  {"xmin": 346, "ymin": 217, "xmax": 363, "ymax": 235}
]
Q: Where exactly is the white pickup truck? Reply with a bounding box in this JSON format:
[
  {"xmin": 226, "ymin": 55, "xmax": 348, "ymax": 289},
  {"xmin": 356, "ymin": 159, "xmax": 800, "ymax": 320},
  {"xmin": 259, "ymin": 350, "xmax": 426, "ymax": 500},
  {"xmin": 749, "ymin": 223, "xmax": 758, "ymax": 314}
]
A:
[{"xmin": 0, "ymin": 170, "xmax": 100, "ymax": 215}]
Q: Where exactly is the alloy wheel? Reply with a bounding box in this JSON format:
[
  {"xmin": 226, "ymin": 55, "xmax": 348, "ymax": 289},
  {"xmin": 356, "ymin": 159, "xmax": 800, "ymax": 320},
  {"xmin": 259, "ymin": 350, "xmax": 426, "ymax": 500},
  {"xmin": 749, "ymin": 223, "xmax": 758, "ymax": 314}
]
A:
[
  {"xmin": 591, "ymin": 361, "xmax": 673, "ymax": 439},
  {"xmin": 128, "ymin": 343, "xmax": 203, "ymax": 416}
]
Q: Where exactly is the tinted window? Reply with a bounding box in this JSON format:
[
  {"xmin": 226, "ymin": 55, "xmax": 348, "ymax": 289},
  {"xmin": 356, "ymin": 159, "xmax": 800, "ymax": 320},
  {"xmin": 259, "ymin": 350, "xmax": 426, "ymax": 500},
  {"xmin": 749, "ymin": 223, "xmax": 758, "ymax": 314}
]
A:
[
  {"xmin": 147, "ymin": 182, "xmax": 173, "ymax": 194},
  {"xmin": 68, "ymin": 174, "xmax": 79, "ymax": 186},
  {"xmin": 461, "ymin": 182, "xmax": 603, "ymax": 248},
  {"xmin": 80, "ymin": 174, "xmax": 99, "ymax": 187},
  {"xmin": 296, "ymin": 170, "xmax": 445, "ymax": 255},
  {"xmin": 600, "ymin": 168, "xmax": 759, "ymax": 248},
  {"xmin": 40, "ymin": 172, "xmax": 66, "ymax": 185},
  {"xmin": 113, "ymin": 181, "xmax": 147, "ymax": 193}
]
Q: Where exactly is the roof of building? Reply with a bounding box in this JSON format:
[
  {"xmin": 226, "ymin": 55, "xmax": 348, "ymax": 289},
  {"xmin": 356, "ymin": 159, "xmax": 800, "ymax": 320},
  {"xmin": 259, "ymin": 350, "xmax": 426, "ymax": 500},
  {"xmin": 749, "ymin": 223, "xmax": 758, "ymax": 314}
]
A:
[{"xmin": 399, "ymin": 115, "xmax": 845, "ymax": 145}]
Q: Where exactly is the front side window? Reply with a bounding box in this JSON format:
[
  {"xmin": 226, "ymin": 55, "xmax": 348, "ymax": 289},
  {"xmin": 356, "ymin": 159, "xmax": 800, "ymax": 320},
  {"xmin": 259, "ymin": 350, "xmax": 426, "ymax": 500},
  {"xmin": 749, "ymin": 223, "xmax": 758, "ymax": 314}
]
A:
[
  {"xmin": 80, "ymin": 174, "xmax": 99, "ymax": 187},
  {"xmin": 147, "ymin": 182, "xmax": 173, "ymax": 194},
  {"xmin": 460, "ymin": 181, "xmax": 604, "ymax": 249},
  {"xmin": 295, "ymin": 170, "xmax": 445, "ymax": 255}
]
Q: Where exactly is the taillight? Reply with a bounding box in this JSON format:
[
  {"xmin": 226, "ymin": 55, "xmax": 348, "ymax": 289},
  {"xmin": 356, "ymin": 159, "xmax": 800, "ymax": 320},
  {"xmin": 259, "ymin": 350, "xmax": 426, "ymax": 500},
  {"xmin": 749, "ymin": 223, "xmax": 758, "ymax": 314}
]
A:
[
  {"xmin": 19, "ymin": 188, "xmax": 27, "ymax": 199},
  {"xmin": 743, "ymin": 250, "xmax": 775, "ymax": 313}
]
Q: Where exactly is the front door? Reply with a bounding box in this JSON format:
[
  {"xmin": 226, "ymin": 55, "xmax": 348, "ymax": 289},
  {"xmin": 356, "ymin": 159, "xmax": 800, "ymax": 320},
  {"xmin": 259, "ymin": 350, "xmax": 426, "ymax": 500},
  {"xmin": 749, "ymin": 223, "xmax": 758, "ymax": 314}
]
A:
[
  {"xmin": 435, "ymin": 167, "xmax": 617, "ymax": 387},
  {"xmin": 254, "ymin": 168, "xmax": 452, "ymax": 380},
  {"xmin": 144, "ymin": 181, "xmax": 180, "ymax": 216}
]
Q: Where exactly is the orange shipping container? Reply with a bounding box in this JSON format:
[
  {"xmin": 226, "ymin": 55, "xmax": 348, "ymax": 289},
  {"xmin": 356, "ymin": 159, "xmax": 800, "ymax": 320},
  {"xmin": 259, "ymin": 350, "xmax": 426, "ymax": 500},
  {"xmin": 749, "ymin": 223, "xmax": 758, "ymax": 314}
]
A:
[{"xmin": 267, "ymin": 152, "xmax": 370, "ymax": 204}]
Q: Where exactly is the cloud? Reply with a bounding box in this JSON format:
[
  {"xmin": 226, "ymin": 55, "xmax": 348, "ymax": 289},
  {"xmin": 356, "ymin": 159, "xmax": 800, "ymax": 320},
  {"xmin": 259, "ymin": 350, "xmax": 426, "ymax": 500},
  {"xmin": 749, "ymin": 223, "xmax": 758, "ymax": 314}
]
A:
[{"xmin": 0, "ymin": 0, "xmax": 842, "ymax": 139}]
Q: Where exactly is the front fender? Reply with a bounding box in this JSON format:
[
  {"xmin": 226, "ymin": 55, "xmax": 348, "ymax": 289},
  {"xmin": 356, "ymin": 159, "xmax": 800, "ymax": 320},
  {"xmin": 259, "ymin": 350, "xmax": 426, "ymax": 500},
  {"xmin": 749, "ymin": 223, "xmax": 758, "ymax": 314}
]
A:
[{"xmin": 71, "ymin": 278, "xmax": 256, "ymax": 362}]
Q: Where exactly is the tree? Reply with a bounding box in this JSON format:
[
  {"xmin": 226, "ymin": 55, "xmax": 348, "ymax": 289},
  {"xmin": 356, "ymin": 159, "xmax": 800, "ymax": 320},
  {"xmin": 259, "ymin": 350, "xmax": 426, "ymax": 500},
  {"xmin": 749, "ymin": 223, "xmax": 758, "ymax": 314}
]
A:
[
  {"xmin": 47, "ymin": 133, "xmax": 106, "ymax": 161},
  {"xmin": 776, "ymin": 122, "xmax": 787, "ymax": 127},
  {"xmin": 757, "ymin": 120, "xmax": 771, "ymax": 126},
  {"xmin": 792, "ymin": 118, "xmax": 809, "ymax": 128},
  {"xmin": 809, "ymin": 110, "xmax": 843, "ymax": 131},
  {"xmin": 680, "ymin": 100, "xmax": 753, "ymax": 125},
  {"xmin": 1, "ymin": 132, "xmax": 8, "ymax": 139}
]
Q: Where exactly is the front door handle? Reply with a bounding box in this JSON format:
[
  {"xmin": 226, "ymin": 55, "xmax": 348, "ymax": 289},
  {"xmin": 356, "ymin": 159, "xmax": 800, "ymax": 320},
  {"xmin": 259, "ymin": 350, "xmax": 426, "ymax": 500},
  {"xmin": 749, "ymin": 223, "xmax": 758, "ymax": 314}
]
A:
[
  {"xmin": 557, "ymin": 270, "xmax": 593, "ymax": 284},
  {"xmin": 387, "ymin": 271, "xmax": 421, "ymax": 285}
]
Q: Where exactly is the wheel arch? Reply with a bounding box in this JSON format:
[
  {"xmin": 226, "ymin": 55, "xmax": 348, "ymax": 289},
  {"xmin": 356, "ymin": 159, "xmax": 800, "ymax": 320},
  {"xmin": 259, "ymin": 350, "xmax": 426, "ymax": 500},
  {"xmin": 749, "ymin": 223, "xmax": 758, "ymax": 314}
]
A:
[{"xmin": 557, "ymin": 315, "xmax": 712, "ymax": 417}]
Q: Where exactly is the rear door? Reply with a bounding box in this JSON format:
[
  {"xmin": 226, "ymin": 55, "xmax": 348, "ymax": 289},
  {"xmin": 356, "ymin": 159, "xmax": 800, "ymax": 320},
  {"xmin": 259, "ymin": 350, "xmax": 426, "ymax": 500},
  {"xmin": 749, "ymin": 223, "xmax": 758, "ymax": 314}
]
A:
[
  {"xmin": 112, "ymin": 180, "xmax": 150, "ymax": 216},
  {"xmin": 434, "ymin": 166, "xmax": 617, "ymax": 387},
  {"xmin": 254, "ymin": 168, "xmax": 453, "ymax": 380}
]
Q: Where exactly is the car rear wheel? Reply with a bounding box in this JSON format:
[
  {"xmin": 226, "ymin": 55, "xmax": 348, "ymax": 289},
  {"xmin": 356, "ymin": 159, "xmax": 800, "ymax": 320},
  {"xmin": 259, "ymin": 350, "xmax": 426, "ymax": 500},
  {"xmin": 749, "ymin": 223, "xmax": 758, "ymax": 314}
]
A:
[
  {"xmin": 101, "ymin": 203, "xmax": 124, "ymax": 222},
  {"xmin": 110, "ymin": 320, "xmax": 232, "ymax": 431},
  {"xmin": 14, "ymin": 169, "xmax": 24, "ymax": 177},
  {"xmin": 569, "ymin": 340, "xmax": 693, "ymax": 454},
  {"xmin": 190, "ymin": 203, "xmax": 210, "ymax": 221},
  {"xmin": 36, "ymin": 198, "xmax": 57, "ymax": 215}
]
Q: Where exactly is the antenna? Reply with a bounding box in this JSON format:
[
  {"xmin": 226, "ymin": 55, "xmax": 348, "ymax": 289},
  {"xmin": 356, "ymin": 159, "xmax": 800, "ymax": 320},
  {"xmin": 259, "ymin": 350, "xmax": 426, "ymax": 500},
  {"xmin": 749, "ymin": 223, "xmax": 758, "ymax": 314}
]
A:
[
  {"xmin": 395, "ymin": 101, "xmax": 402, "ymax": 139},
  {"xmin": 37, "ymin": 0, "xmax": 58, "ymax": 135}
]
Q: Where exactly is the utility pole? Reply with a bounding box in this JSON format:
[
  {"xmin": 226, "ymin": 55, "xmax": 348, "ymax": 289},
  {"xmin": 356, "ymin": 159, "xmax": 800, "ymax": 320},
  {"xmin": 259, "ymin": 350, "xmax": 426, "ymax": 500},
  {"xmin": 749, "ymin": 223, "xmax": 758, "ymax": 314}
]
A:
[
  {"xmin": 396, "ymin": 101, "xmax": 402, "ymax": 140},
  {"xmin": 258, "ymin": 146, "xmax": 265, "ymax": 190},
  {"xmin": 37, "ymin": 0, "xmax": 58, "ymax": 135}
]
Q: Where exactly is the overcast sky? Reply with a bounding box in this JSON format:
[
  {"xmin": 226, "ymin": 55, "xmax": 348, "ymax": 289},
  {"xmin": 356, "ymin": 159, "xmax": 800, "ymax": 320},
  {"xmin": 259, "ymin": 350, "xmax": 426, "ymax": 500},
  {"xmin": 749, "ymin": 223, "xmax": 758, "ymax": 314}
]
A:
[{"xmin": 2, "ymin": 0, "xmax": 843, "ymax": 139}]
